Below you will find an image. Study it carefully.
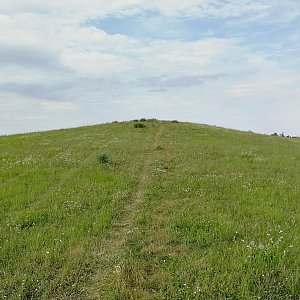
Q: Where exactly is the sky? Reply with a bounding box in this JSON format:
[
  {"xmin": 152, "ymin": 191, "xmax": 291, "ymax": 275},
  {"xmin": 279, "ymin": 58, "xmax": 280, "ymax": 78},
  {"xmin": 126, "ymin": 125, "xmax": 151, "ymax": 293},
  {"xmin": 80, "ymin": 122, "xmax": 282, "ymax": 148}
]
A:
[{"xmin": 0, "ymin": 0, "xmax": 300, "ymax": 136}]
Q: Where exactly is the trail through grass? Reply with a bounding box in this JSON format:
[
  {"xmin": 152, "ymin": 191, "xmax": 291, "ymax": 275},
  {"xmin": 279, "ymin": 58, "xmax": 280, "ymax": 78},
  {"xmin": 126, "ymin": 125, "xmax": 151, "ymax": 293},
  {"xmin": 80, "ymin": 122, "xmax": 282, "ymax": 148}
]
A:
[{"xmin": 87, "ymin": 123, "xmax": 164, "ymax": 298}]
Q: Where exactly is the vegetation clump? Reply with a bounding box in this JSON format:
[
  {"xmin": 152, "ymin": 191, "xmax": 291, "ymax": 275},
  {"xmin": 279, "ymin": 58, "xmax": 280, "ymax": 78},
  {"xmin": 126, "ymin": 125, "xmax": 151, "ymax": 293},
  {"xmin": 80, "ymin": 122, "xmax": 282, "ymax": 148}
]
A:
[
  {"xmin": 134, "ymin": 123, "xmax": 146, "ymax": 128},
  {"xmin": 97, "ymin": 153, "xmax": 110, "ymax": 164},
  {"xmin": 271, "ymin": 132, "xmax": 299, "ymax": 138}
]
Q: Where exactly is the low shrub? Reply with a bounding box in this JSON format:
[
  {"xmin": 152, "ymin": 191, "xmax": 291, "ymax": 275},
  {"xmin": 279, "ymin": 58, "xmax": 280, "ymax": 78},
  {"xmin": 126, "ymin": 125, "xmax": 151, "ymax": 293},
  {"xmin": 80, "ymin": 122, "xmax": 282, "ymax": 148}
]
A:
[
  {"xmin": 134, "ymin": 123, "xmax": 146, "ymax": 128},
  {"xmin": 97, "ymin": 153, "xmax": 110, "ymax": 164}
]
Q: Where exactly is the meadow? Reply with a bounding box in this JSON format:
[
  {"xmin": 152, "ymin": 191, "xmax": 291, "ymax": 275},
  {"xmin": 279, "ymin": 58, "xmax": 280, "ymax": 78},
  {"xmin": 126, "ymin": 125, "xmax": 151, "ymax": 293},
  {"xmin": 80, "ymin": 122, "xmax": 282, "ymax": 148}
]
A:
[{"xmin": 0, "ymin": 120, "xmax": 299, "ymax": 299}]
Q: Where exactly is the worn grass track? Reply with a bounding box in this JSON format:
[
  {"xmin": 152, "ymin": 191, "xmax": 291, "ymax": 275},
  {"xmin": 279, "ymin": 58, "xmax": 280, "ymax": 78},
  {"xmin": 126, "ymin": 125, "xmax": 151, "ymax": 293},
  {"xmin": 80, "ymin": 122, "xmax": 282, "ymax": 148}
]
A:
[{"xmin": 87, "ymin": 123, "xmax": 164, "ymax": 299}]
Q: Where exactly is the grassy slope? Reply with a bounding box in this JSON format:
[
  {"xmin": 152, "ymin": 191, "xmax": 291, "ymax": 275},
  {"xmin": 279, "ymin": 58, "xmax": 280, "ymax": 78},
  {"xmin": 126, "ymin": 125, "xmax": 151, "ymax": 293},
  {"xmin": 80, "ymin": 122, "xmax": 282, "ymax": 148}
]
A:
[
  {"xmin": 119, "ymin": 122, "xmax": 300, "ymax": 299},
  {"xmin": 0, "ymin": 121, "xmax": 159, "ymax": 299},
  {"xmin": 0, "ymin": 121, "xmax": 299, "ymax": 299}
]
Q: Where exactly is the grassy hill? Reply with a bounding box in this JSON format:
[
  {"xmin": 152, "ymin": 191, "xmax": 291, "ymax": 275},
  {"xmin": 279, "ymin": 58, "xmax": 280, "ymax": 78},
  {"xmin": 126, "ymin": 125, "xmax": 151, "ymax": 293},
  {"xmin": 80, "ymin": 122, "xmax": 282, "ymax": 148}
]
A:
[{"xmin": 0, "ymin": 120, "xmax": 299, "ymax": 299}]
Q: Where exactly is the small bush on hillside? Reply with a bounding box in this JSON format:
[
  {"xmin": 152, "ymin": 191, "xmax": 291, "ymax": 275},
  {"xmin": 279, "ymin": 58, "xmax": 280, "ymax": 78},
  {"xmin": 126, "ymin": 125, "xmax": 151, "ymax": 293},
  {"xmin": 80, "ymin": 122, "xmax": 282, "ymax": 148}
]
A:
[
  {"xmin": 140, "ymin": 118, "xmax": 147, "ymax": 122},
  {"xmin": 98, "ymin": 153, "xmax": 110, "ymax": 164},
  {"xmin": 132, "ymin": 119, "xmax": 139, "ymax": 122},
  {"xmin": 134, "ymin": 123, "xmax": 146, "ymax": 128},
  {"xmin": 172, "ymin": 120, "xmax": 179, "ymax": 123}
]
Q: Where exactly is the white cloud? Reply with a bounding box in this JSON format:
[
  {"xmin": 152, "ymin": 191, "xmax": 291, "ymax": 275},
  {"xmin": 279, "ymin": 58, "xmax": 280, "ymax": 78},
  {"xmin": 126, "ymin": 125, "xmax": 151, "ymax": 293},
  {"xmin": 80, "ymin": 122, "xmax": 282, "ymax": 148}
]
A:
[
  {"xmin": 61, "ymin": 50, "xmax": 133, "ymax": 76},
  {"xmin": 0, "ymin": 0, "xmax": 276, "ymax": 19},
  {"xmin": 0, "ymin": 4, "xmax": 236, "ymax": 77},
  {"xmin": 41, "ymin": 101, "xmax": 80, "ymax": 111}
]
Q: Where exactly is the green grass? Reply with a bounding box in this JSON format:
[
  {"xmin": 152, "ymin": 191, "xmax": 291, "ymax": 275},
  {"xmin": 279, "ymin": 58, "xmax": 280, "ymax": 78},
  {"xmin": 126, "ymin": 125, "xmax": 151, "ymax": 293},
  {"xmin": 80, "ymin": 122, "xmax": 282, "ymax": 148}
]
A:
[
  {"xmin": 0, "ymin": 121, "xmax": 159, "ymax": 299},
  {"xmin": 0, "ymin": 121, "xmax": 299, "ymax": 299}
]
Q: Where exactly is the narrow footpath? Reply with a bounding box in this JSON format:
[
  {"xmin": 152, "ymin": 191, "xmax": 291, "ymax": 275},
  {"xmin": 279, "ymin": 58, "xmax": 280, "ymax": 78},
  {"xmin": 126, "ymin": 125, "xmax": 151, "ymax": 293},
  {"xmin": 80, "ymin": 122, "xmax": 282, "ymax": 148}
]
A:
[{"xmin": 87, "ymin": 123, "xmax": 164, "ymax": 299}]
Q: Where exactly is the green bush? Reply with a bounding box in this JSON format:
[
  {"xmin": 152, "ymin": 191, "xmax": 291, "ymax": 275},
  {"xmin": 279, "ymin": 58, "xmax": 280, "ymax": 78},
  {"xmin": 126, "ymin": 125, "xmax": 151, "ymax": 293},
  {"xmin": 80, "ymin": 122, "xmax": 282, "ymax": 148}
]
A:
[
  {"xmin": 97, "ymin": 153, "xmax": 110, "ymax": 164},
  {"xmin": 134, "ymin": 123, "xmax": 146, "ymax": 128}
]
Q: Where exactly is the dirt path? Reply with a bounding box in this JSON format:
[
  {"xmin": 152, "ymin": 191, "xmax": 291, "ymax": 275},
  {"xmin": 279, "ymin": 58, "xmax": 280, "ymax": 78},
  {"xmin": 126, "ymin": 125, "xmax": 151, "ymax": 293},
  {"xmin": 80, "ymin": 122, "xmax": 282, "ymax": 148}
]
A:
[{"xmin": 87, "ymin": 123, "xmax": 164, "ymax": 299}]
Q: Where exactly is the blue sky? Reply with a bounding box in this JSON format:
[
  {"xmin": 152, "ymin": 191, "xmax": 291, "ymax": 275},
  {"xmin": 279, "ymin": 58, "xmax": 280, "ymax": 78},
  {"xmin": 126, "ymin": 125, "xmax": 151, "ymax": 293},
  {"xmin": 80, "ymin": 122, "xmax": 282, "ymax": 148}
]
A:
[{"xmin": 0, "ymin": 0, "xmax": 300, "ymax": 135}]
